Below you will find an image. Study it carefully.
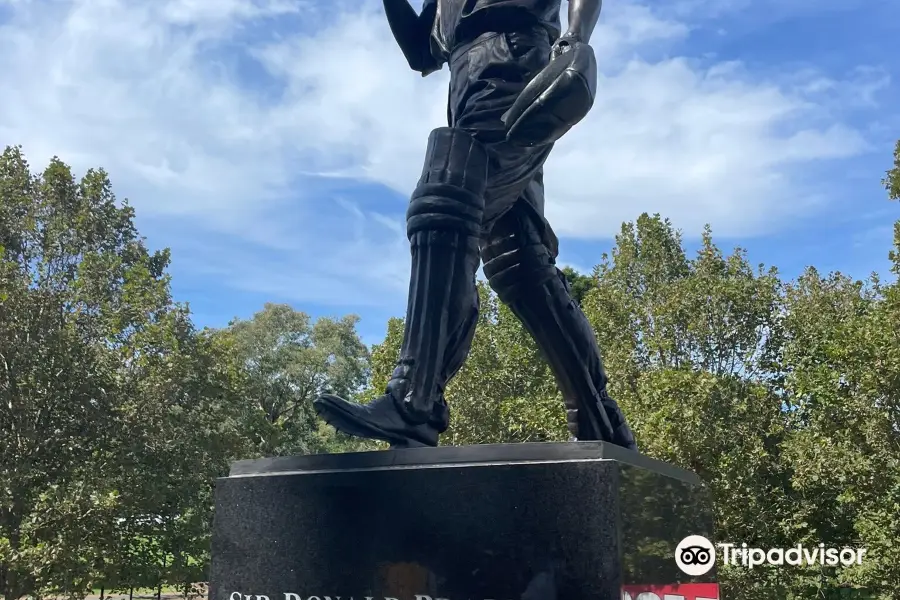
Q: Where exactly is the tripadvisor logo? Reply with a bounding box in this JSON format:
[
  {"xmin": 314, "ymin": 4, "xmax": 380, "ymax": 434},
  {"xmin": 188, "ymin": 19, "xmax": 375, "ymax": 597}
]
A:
[
  {"xmin": 676, "ymin": 535, "xmax": 716, "ymax": 576},
  {"xmin": 675, "ymin": 536, "xmax": 867, "ymax": 574}
]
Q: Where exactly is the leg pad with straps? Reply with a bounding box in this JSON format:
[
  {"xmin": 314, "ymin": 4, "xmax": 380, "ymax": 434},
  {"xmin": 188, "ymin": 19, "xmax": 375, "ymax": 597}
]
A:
[
  {"xmin": 482, "ymin": 210, "xmax": 636, "ymax": 449},
  {"xmin": 389, "ymin": 127, "xmax": 488, "ymax": 427}
]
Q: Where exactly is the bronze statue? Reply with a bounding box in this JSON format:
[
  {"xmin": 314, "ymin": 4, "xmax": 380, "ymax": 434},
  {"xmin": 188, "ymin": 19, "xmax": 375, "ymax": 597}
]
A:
[{"xmin": 314, "ymin": 0, "xmax": 636, "ymax": 451}]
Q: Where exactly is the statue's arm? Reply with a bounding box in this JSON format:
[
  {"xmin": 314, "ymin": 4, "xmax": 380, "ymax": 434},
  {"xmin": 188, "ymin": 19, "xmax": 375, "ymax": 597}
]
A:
[
  {"xmin": 383, "ymin": 0, "xmax": 440, "ymax": 75},
  {"xmin": 565, "ymin": 0, "xmax": 602, "ymax": 43}
]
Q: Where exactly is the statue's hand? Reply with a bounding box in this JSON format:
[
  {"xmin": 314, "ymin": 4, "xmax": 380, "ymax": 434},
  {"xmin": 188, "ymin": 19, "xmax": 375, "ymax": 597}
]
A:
[{"xmin": 550, "ymin": 31, "xmax": 582, "ymax": 59}]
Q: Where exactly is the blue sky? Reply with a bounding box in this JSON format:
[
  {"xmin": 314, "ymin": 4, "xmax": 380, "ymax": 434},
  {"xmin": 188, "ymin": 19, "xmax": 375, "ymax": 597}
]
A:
[{"xmin": 1, "ymin": 0, "xmax": 897, "ymax": 344}]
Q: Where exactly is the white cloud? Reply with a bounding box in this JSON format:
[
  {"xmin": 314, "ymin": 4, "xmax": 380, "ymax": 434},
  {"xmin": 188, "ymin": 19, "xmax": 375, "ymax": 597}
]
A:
[{"xmin": 0, "ymin": 0, "xmax": 877, "ymax": 309}]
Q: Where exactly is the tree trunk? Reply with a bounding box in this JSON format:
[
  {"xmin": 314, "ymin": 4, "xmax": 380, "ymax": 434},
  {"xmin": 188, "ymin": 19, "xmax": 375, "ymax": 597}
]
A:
[
  {"xmin": 0, "ymin": 562, "xmax": 8, "ymax": 600},
  {"xmin": 0, "ymin": 501, "xmax": 25, "ymax": 600}
]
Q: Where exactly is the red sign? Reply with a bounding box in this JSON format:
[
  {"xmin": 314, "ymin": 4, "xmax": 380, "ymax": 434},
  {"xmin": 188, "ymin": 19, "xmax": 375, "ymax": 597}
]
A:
[{"xmin": 621, "ymin": 583, "xmax": 720, "ymax": 600}]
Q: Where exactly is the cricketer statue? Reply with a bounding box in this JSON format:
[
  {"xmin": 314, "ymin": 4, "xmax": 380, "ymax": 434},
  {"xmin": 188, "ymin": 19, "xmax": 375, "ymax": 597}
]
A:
[{"xmin": 314, "ymin": 0, "xmax": 637, "ymax": 451}]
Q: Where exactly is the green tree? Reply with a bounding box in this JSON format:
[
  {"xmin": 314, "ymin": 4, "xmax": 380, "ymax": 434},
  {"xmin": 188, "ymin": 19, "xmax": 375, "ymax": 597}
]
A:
[
  {"xmin": 100, "ymin": 327, "xmax": 248, "ymax": 597},
  {"xmin": 883, "ymin": 140, "xmax": 900, "ymax": 278},
  {"xmin": 560, "ymin": 266, "xmax": 594, "ymax": 306},
  {"xmin": 0, "ymin": 147, "xmax": 245, "ymax": 599},
  {"xmin": 772, "ymin": 141, "xmax": 900, "ymax": 597},
  {"xmin": 217, "ymin": 303, "xmax": 371, "ymax": 456},
  {"xmin": 774, "ymin": 269, "xmax": 896, "ymax": 598},
  {"xmin": 363, "ymin": 316, "xmax": 404, "ymax": 402},
  {"xmin": 581, "ymin": 215, "xmax": 796, "ymax": 598},
  {"xmin": 882, "ymin": 139, "xmax": 900, "ymax": 202}
]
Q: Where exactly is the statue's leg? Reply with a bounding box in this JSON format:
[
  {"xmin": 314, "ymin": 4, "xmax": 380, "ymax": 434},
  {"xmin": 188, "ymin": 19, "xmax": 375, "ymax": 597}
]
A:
[
  {"xmin": 480, "ymin": 207, "xmax": 637, "ymax": 450},
  {"xmin": 444, "ymin": 27, "xmax": 636, "ymax": 449},
  {"xmin": 397, "ymin": 126, "xmax": 486, "ymax": 422},
  {"xmin": 314, "ymin": 127, "xmax": 487, "ymax": 447}
]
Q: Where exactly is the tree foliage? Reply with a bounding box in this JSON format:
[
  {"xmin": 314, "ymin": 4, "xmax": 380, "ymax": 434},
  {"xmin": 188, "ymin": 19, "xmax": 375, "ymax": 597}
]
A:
[
  {"xmin": 559, "ymin": 266, "xmax": 593, "ymax": 306},
  {"xmin": 213, "ymin": 303, "xmax": 372, "ymax": 456},
  {"xmin": 883, "ymin": 139, "xmax": 900, "ymax": 202},
  {"xmin": 0, "ymin": 147, "xmax": 246, "ymax": 599}
]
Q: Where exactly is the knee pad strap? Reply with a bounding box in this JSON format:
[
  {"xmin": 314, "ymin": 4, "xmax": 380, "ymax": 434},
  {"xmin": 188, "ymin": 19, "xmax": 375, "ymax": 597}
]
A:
[{"xmin": 482, "ymin": 228, "xmax": 558, "ymax": 303}]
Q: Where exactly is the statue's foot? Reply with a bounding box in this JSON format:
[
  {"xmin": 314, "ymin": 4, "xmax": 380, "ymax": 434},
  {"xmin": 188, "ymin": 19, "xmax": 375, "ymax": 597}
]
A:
[
  {"xmin": 611, "ymin": 421, "xmax": 637, "ymax": 451},
  {"xmin": 566, "ymin": 404, "xmax": 638, "ymax": 451},
  {"xmin": 314, "ymin": 393, "xmax": 440, "ymax": 448},
  {"xmin": 600, "ymin": 392, "xmax": 638, "ymax": 451}
]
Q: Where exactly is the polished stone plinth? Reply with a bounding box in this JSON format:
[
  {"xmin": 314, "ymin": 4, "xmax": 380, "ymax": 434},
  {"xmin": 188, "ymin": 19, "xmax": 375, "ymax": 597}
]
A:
[{"xmin": 209, "ymin": 443, "xmax": 716, "ymax": 600}]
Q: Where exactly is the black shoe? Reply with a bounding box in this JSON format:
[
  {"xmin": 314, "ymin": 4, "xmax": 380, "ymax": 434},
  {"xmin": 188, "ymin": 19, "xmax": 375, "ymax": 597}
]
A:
[
  {"xmin": 613, "ymin": 425, "xmax": 637, "ymax": 451},
  {"xmin": 568, "ymin": 392, "xmax": 637, "ymax": 450},
  {"xmin": 600, "ymin": 391, "xmax": 637, "ymax": 450},
  {"xmin": 314, "ymin": 393, "xmax": 441, "ymax": 448},
  {"xmin": 567, "ymin": 412, "xmax": 637, "ymax": 451}
]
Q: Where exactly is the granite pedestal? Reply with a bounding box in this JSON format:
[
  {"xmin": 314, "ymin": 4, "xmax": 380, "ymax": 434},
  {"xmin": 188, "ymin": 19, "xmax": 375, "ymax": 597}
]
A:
[{"xmin": 210, "ymin": 443, "xmax": 717, "ymax": 600}]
